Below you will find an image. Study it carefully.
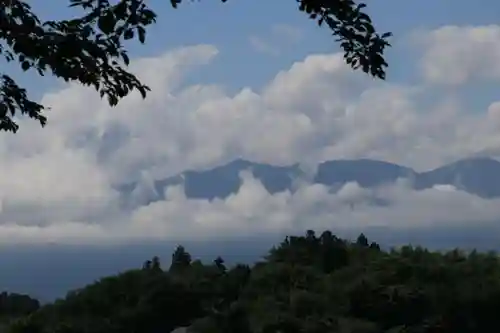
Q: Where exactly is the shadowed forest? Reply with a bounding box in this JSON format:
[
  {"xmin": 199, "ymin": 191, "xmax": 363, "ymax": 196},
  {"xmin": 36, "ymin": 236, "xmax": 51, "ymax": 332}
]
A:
[{"xmin": 1, "ymin": 231, "xmax": 500, "ymax": 333}]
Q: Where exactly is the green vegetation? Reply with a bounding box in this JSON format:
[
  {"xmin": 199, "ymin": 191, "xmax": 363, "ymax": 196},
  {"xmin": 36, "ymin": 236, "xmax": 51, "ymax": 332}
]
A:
[
  {"xmin": 3, "ymin": 230, "xmax": 500, "ymax": 333},
  {"xmin": 0, "ymin": 292, "xmax": 39, "ymax": 318},
  {"xmin": 0, "ymin": 0, "xmax": 390, "ymax": 132}
]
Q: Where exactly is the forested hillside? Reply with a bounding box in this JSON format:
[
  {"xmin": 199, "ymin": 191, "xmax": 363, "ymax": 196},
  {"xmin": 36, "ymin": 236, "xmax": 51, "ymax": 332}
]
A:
[{"xmin": 3, "ymin": 231, "xmax": 500, "ymax": 333}]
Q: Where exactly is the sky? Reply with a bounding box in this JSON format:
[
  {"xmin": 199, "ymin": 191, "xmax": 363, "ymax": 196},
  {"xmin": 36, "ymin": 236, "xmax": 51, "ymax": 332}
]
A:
[{"xmin": 2, "ymin": 0, "xmax": 500, "ymax": 246}]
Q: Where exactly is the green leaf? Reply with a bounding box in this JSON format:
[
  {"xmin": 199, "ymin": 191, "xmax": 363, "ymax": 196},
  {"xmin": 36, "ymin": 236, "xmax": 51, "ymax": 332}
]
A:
[
  {"xmin": 122, "ymin": 52, "xmax": 130, "ymax": 66},
  {"xmin": 21, "ymin": 61, "xmax": 30, "ymax": 71},
  {"xmin": 98, "ymin": 13, "xmax": 116, "ymax": 34},
  {"xmin": 124, "ymin": 28, "xmax": 134, "ymax": 40},
  {"xmin": 137, "ymin": 26, "xmax": 146, "ymax": 44}
]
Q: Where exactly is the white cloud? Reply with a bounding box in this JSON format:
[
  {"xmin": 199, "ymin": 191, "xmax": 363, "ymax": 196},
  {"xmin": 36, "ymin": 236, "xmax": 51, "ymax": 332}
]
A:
[
  {"xmin": 0, "ymin": 172, "xmax": 499, "ymax": 245},
  {"xmin": 272, "ymin": 24, "xmax": 303, "ymax": 43},
  {"xmin": 1, "ymin": 25, "xmax": 500, "ymax": 245},
  {"xmin": 249, "ymin": 36, "xmax": 281, "ymax": 56},
  {"xmin": 249, "ymin": 23, "xmax": 304, "ymax": 56},
  {"xmin": 416, "ymin": 25, "xmax": 500, "ymax": 85}
]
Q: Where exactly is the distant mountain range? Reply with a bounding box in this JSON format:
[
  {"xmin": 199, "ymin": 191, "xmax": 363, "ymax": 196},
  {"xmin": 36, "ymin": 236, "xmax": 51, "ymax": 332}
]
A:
[{"xmin": 116, "ymin": 156, "xmax": 500, "ymax": 206}]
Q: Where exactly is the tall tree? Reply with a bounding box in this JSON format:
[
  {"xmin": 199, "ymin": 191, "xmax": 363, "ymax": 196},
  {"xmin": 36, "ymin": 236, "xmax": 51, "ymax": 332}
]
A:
[
  {"xmin": 0, "ymin": 0, "xmax": 391, "ymax": 133},
  {"xmin": 169, "ymin": 245, "xmax": 192, "ymax": 272},
  {"xmin": 356, "ymin": 233, "xmax": 369, "ymax": 247}
]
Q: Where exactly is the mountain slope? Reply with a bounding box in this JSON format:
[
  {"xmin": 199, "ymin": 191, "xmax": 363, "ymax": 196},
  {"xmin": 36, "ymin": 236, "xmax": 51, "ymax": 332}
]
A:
[
  {"xmin": 415, "ymin": 157, "xmax": 500, "ymax": 197},
  {"xmin": 314, "ymin": 159, "xmax": 415, "ymax": 188},
  {"xmin": 119, "ymin": 159, "xmax": 304, "ymax": 206},
  {"xmin": 117, "ymin": 156, "xmax": 500, "ymax": 205}
]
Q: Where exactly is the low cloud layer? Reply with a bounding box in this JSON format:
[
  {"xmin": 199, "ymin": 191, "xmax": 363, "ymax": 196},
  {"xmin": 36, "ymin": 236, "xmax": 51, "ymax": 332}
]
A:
[
  {"xmin": 2, "ymin": 25, "xmax": 500, "ymax": 245},
  {"xmin": 1, "ymin": 172, "xmax": 500, "ymax": 245}
]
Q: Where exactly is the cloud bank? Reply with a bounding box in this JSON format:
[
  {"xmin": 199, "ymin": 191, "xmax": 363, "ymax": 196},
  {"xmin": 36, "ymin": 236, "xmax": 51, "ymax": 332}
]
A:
[{"xmin": 2, "ymin": 25, "xmax": 500, "ymax": 245}]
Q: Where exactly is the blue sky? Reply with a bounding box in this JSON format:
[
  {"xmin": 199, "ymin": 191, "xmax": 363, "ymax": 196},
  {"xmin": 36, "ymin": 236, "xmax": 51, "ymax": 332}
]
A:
[{"xmin": 26, "ymin": 0, "xmax": 500, "ymax": 91}]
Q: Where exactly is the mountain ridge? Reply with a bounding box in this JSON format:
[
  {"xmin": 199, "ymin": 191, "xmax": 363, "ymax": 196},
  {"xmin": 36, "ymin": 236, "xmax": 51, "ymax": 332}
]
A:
[{"xmin": 117, "ymin": 156, "xmax": 500, "ymax": 206}]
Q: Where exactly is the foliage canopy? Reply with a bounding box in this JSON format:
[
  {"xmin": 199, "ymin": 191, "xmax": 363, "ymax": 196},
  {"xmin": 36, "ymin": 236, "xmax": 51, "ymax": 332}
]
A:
[{"xmin": 4, "ymin": 230, "xmax": 500, "ymax": 333}]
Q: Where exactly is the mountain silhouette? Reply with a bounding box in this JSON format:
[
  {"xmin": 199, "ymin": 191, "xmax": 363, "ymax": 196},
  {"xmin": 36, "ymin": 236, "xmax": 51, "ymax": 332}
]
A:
[
  {"xmin": 414, "ymin": 157, "xmax": 500, "ymax": 197},
  {"xmin": 314, "ymin": 159, "xmax": 416, "ymax": 187},
  {"xmin": 117, "ymin": 156, "xmax": 500, "ymax": 206}
]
